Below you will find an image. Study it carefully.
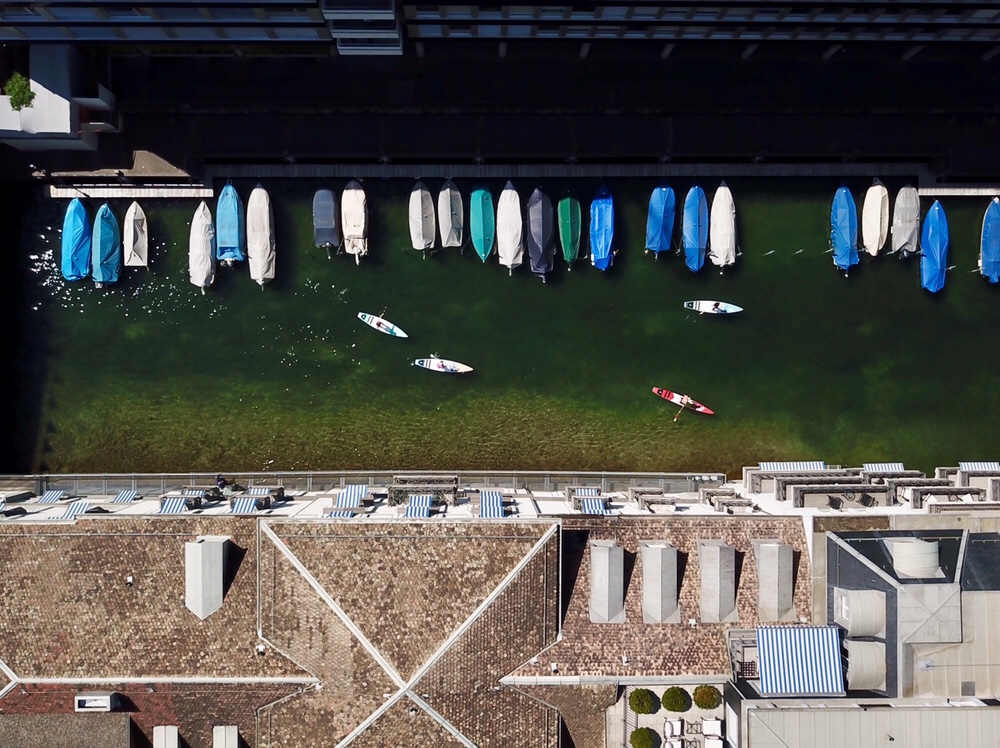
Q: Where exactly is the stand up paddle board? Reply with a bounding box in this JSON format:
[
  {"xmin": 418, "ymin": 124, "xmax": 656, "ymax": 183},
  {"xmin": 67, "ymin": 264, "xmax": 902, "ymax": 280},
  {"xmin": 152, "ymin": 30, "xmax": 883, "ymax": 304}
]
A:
[
  {"xmin": 684, "ymin": 300, "xmax": 743, "ymax": 315},
  {"xmin": 652, "ymin": 387, "xmax": 715, "ymax": 415},
  {"xmin": 415, "ymin": 357, "xmax": 473, "ymax": 374},
  {"xmin": 358, "ymin": 312, "xmax": 408, "ymax": 338}
]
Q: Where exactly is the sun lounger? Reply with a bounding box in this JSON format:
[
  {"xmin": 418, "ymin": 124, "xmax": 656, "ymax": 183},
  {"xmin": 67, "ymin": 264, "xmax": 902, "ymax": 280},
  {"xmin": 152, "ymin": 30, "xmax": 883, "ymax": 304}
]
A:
[
  {"xmin": 337, "ymin": 484, "xmax": 368, "ymax": 508},
  {"xmin": 159, "ymin": 497, "xmax": 188, "ymax": 514},
  {"xmin": 59, "ymin": 501, "xmax": 90, "ymax": 520},
  {"xmin": 405, "ymin": 494, "xmax": 433, "ymax": 518},
  {"xmin": 328, "ymin": 510, "xmax": 356, "ymax": 518},
  {"xmin": 37, "ymin": 489, "xmax": 66, "ymax": 504},
  {"xmin": 480, "ymin": 490, "xmax": 505, "ymax": 518},
  {"xmin": 580, "ymin": 498, "xmax": 611, "ymax": 515},
  {"xmin": 230, "ymin": 496, "xmax": 259, "ymax": 514},
  {"xmin": 112, "ymin": 490, "xmax": 140, "ymax": 503}
]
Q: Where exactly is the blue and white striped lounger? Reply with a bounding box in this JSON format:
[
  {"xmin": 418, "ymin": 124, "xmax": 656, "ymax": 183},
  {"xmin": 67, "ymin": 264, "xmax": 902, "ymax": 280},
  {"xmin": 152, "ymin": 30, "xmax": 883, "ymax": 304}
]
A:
[
  {"xmin": 59, "ymin": 501, "xmax": 90, "ymax": 520},
  {"xmin": 182, "ymin": 489, "xmax": 206, "ymax": 498},
  {"xmin": 337, "ymin": 484, "xmax": 368, "ymax": 508},
  {"xmin": 112, "ymin": 490, "xmax": 140, "ymax": 503},
  {"xmin": 38, "ymin": 490, "xmax": 66, "ymax": 504},
  {"xmin": 328, "ymin": 510, "xmax": 355, "ymax": 518},
  {"xmin": 247, "ymin": 486, "xmax": 272, "ymax": 496},
  {"xmin": 580, "ymin": 498, "xmax": 610, "ymax": 515},
  {"xmin": 576, "ymin": 487, "xmax": 601, "ymax": 497},
  {"xmin": 480, "ymin": 490, "xmax": 505, "ymax": 518},
  {"xmin": 0, "ymin": 497, "xmax": 6, "ymax": 513},
  {"xmin": 231, "ymin": 496, "xmax": 258, "ymax": 514},
  {"xmin": 159, "ymin": 497, "xmax": 188, "ymax": 514},
  {"xmin": 405, "ymin": 494, "xmax": 433, "ymax": 518}
]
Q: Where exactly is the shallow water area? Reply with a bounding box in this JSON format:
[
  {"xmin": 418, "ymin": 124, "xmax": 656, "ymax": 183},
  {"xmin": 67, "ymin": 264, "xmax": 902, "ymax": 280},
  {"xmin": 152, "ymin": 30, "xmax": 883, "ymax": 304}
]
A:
[{"xmin": 13, "ymin": 178, "xmax": 1000, "ymax": 475}]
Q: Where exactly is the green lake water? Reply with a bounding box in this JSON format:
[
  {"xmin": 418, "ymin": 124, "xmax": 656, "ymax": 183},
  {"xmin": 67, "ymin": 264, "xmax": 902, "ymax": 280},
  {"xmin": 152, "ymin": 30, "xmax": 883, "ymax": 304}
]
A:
[{"xmin": 12, "ymin": 177, "xmax": 1000, "ymax": 476}]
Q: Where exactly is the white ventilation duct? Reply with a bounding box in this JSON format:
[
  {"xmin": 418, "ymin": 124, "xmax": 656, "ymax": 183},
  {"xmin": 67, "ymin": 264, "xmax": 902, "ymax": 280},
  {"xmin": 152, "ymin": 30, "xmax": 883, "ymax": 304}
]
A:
[
  {"xmin": 834, "ymin": 588, "xmax": 886, "ymax": 638},
  {"xmin": 845, "ymin": 639, "xmax": 887, "ymax": 691},
  {"xmin": 890, "ymin": 538, "xmax": 940, "ymax": 578},
  {"xmin": 185, "ymin": 536, "xmax": 229, "ymax": 620},
  {"xmin": 756, "ymin": 542, "xmax": 794, "ymax": 622},
  {"xmin": 699, "ymin": 540, "xmax": 737, "ymax": 622},
  {"xmin": 640, "ymin": 541, "xmax": 678, "ymax": 623}
]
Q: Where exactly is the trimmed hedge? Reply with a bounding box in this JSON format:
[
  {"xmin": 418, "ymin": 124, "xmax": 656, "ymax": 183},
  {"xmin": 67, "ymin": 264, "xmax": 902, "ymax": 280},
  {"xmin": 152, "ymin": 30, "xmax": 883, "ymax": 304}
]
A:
[
  {"xmin": 630, "ymin": 727, "xmax": 656, "ymax": 748},
  {"xmin": 661, "ymin": 686, "xmax": 692, "ymax": 712},
  {"xmin": 693, "ymin": 684, "xmax": 722, "ymax": 710},
  {"xmin": 628, "ymin": 688, "xmax": 658, "ymax": 715}
]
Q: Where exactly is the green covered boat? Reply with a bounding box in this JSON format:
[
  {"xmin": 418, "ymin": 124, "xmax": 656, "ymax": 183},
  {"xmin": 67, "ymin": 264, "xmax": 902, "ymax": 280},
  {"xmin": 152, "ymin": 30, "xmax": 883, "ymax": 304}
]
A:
[
  {"xmin": 558, "ymin": 195, "xmax": 582, "ymax": 268},
  {"xmin": 470, "ymin": 187, "xmax": 495, "ymax": 262}
]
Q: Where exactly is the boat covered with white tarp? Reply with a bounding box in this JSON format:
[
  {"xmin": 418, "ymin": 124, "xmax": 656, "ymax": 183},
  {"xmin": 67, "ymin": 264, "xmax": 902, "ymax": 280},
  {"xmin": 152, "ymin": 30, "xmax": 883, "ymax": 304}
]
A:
[
  {"xmin": 341, "ymin": 180, "xmax": 368, "ymax": 264},
  {"xmin": 861, "ymin": 181, "xmax": 889, "ymax": 256},
  {"xmin": 891, "ymin": 185, "xmax": 921, "ymax": 258},
  {"xmin": 246, "ymin": 184, "xmax": 276, "ymax": 287},
  {"xmin": 409, "ymin": 181, "xmax": 436, "ymax": 252},
  {"xmin": 123, "ymin": 201, "xmax": 148, "ymax": 268},
  {"xmin": 438, "ymin": 180, "xmax": 464, "ymax": 248},
  {"xmin": 188, "ymin": 201, "xmax": 216, "ymax": 292},
  {"xmin": 708, "ymin": 182, "xmax": 736, "ymax": 270},
  {"xmin": 497, "ymin": 181, "xmax": 524, "ymax": 275}
]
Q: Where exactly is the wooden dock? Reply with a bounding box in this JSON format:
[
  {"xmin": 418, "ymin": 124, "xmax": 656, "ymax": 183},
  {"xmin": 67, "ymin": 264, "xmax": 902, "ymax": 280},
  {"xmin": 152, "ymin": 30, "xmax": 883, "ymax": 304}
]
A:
[
  {"xmin": 49, "ymin": 185, "xmax": 214, "ymax": 199},
  {"xmin": 918, "ymin": 185, "xmax": 1000, "ymax": 197}
]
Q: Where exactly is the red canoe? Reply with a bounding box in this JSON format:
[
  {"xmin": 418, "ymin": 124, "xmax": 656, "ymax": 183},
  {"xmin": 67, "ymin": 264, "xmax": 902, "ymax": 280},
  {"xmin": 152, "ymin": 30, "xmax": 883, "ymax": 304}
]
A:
[{"xmin": 652, "ymin": 387, "xmax": 715, "ymax": 415}]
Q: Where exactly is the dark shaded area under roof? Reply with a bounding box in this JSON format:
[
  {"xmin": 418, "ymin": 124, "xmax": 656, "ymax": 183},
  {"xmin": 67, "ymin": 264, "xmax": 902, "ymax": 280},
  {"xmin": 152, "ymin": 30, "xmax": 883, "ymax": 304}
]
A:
[
  {"xmin": 961, "ymin": 533, "xmax": 1000, "ymax": 592},
  {"xmin": 833, "ymin": 530, "xmax": 963, "ymax": 584}
]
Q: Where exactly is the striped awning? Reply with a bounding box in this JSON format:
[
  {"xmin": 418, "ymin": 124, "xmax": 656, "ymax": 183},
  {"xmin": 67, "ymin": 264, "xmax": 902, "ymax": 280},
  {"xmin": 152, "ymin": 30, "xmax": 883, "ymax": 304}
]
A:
[
  {"xmin": 408, "ymin": 495, "xmax": 433, "ymax": 507},
  {"xmin": 328, "ymin": 510, "xmax": 355, "ymax": 518},
  {"xmin": 37, "ymin": 490, "xmax": 66, "ymax": 504},
  {"xmin": 960, "ymin": 461, "xmax": 1000, "ymax": 471},
  {"xmin": 159, "ymin": 497, "xmax": 188, "ymax": 514},
  {"xmin": 59, "ymin": 501, "xmax": 90, "ymax": 520},
  {"xmin": 231, "ymin": 496, "xmax": 258, "ymax": 514},
  {"xmin": 247, "ymin": 486, "xmax": 272, "ymax": 496},
  {"xmin": 581, "ymin": 498, "xmax": 610, "ymax": 515},
  {"xmin": 480, "ymin": 493, "xmax": 505, "ymax": 518},
  {"xmin": 112, "ymin": 489, "xmax": 140, "ymax": 503},
  {"xmin": 337, "ymin": 484, "xmax": 368, "ymax": 508},
  {"xmin": 863, "ymin": 463, "xmax": 905, "ymax": 473},
  {"xmin": 759, "ymin": 461, "xmax": 827, "ymax": 471},
  {"xmin": 182, "ymin": 489, "xmax": 206, "ymax": 498},
  {"xmin": 405, "ymin": 504, "xmax": 431, "ymax": 518},
  {"xmin": 575, "ymin": 487, "xmax": 601, "ymax": 496},
  {"xmin": 756, "ymin": 626, "xmax": 845, "ymax": 697}
]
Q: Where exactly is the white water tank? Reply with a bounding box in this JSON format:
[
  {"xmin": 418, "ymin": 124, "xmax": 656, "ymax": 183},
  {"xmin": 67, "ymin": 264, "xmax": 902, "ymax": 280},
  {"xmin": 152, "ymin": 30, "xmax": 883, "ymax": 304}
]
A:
[{"xmin": 891, "ymin": 538, "xmax": 940, "ymax": 578}]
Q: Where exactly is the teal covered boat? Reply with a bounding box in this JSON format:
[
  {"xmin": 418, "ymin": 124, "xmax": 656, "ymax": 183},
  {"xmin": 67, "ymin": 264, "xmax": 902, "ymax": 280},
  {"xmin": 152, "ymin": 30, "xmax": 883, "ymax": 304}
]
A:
[
  {"xmin": 470, "ymin": 187, "xmax": 495, "ymax": 262},
  {"xmin": 60, "ymin": 198, "xmax": 90, "ymax": 282},
  {"xmin": 558, "ymin": 195, "xmax": 581, "ymax": 268},
  {"xmin": 91, "ymin": 203, "xmax": 121, "ymax": 288},
  {"xmin": 216, "ymin": 183, "xmax": 246, "ymax": 265}
]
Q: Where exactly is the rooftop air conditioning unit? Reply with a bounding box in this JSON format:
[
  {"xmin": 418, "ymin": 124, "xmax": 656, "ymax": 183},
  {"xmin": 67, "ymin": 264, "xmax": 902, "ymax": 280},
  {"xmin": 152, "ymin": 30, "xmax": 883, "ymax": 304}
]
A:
[{"xmin": 74, "ymin": 691, "xmax": 119, "ymax": 712}]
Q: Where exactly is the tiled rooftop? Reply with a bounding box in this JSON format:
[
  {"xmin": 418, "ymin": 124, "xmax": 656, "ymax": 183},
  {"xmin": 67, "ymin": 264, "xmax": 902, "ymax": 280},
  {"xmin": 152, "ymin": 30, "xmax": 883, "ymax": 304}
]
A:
[
  {"xmin": 356, "ymin": 697, "xmax": 468, "ymax": 747},
  {"xmin": 0, "ymin": 518, "xmax": 306, "ymax": 679},
  {"xmin": 511, "ymin": 516, "xmax": 812, "ymax": 679},
  {"xmin": 517, "ymin": 685, "xmax": 618, "ymax": 748},
  {"xmin": 0, "ymin": 713, "xmax": 129, "ymax": 748}
]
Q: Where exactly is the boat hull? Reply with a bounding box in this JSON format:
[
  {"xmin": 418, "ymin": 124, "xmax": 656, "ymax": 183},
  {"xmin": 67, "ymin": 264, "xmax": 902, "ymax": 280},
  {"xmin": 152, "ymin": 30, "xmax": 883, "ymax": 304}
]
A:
[
  {"xmin": 61, "ymin": 198, "xmax": 91, "ymax": 281},
  {"xmin": 684, "ymin": 300, "xmax": 743, "ymax": 315},
  {"xmin": 920, "ymin": 200, "xmax": 949, "ymax": 293},
  {"xmin": 861, "ymin": 183, "xmax": 889, "ymax": 256},
  {"xmin": 358, "ymin": 312, "xmax": 408, "ymax": 338},
  {"xmin": 188, "ymin": 201, "xmax": 216, "ymax": 289},
  {"xmin": 683, "ymin": 186, "xmax": 709, "ymax": 272},
  {"xmin": 558, "ymin": 195, "xmax": 581, "ymax": 266},
  {"xmin": 652, "ymin": 387, "xmax": 714, "ymax": 415},
  {"xmin": 470, "ymin": 187, "xmax": 495, "ymax": 262},
  {"xmin": 312, "ymin": 189, "xmax": 340, "ymax": 250},
  {"xmin": 247, "ymin": 184, "xmax": 276, "ymax": 286},
  {"xmin": 831, "ymin": 187, "xmax": 859, "ymax": 272},
  {"xmin": 891, "ymin": 185, "xmax": 921, "ymax": 256},
  {"xmin": 91, "ymin": 203, "xmax": 121, "ymax": 286},
  {"xmin": 415, "ymin": 357, "xmax": 473, "ymax": 374},
  {"xmin": 409, "ymin": 182, "xmax": 436, "ymax": 251},
  {"xmin": 708, "ymin": 183, "xmax": 736, "ymax": 268},
  {"xmin": 342, "ymin": 180, "xmax": 368, "ymax": 260},
  {"xmin": 123, "ymin": 201, "xmax": 148, "ymax": 268},
  {"xmin": 497, "ymin": 182, "xmax": 524, "ymax": 271},
  {"xmin": 590, "ymin": 186, "xmax": 614, "ymax": 271},
  {"xmin": 217, "ymin": 183, "xmax": 247, "ymax": 262},
  {"xmin": 981, "ymin": 197, "xmax": 1000, "ymax": 284},
  {"xmin": 646, "ymin": 186, "xmax": 675, "ymax": 255},
  {"xmin": 527, "ymin": 187, "xmax": 555, "ymax": 279},
  {"xmin": 438, "ymin": 180, "xmax": 464, "ymax": 248}
]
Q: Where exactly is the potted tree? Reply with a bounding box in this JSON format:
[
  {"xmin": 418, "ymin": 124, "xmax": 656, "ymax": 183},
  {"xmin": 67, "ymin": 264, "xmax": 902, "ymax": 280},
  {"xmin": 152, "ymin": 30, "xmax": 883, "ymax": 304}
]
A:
[
  {"xmin": 693, "ymin": 685, "xmax": 722, "ymax": 710},
  {"xmin": 628, "ymin": 688, "xmax": 658, "ymax": 715},
  {"xmin": 4, "ymin": 71, "xmax": 34, "ymax": 111},
  {"xmin": 661, "ymin": 686, "xmax": 692, "ymax": 712},
  {"xmin": 629, "ymin": 727, "xmax": 656, "ymax": 748}
]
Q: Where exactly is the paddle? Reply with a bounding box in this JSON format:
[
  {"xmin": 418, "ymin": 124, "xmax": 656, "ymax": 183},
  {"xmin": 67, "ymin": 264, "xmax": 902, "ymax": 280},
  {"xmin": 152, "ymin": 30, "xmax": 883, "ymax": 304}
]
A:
[{"xmin": 673, "ymin": 402, "xmax": 686, "ymax": 422}]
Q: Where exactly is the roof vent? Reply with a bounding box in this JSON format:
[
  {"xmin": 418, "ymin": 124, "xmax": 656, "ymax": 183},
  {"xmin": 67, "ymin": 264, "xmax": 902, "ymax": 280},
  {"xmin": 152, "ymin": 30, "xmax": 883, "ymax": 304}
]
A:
[
  {"xmin": 589, "ymin": 540, "xmax": 626, "ymax": 623},
  {"xmin": 890, "ymin": 538, "xmax": 941, "ymax": 578},
  {"xmin": 212, "ymin": 725, "xmax": 239, "ymax": 748},
  {"xmin": 640, "ymin": 541, "xmax": 679, "ymax": 623},
  {"xmin": 699, "ymin": 540, "xmax": 738, "ymax": 622},
  {"xmin": 845, "ymin": 640, "xmax": 887, "ymax": 691},
  {"xmin": 186, "ymin": 536, "xmax": 229, "ymax": 620},
  {"xmin": 74, "ymin": 692, "xmax": 119, "ymax": 713},
  {"xmin": 153, "ymin": 725, "xmax": 180, "ymax": 748}
]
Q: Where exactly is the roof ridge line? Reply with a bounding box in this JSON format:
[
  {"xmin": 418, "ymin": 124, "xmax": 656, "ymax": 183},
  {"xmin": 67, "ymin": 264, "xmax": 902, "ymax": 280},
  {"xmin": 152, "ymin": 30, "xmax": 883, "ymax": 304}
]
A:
[
  {"xmin": 0, "ymin": 679, "xmax": 18, "ymax": 702},
  {"xmin": 405, "ymin": 691, "xmax": 477, "ymax": 748},
  {"xmin": 0, "ymin": 657, "xmax": 17, "ymax": 684},
  {"xmin": 17, "ymin": 677, "xmax": 319, "ymax": 684},
  {"xmin": 334, "ymin": 688, "xmax": 409, "ymax": 748},
  {"xmin": 259, "ymin": 523, "xmax": 404, "ymax": 687},
  {"xmin": 408, "ymin": 523, "xmax": 560, "ymax": 687}
]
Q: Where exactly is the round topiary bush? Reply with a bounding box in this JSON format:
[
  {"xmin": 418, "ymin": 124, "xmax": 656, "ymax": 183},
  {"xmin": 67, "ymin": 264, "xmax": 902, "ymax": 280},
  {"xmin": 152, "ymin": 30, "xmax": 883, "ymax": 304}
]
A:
[
  {"xmin": 693, "ymin": 684, "xmax": 722, "ymax": 710},
  {"xmin": 661, "ymin": 686, "xmax": 692, "ymax": 712},
  {"xmin": 628, "ymin": 688, "xmax": 658, "ymax": 714},
  {"xmin": 630, "ymin": 727, "xmax": 656, "ymax": 748}
]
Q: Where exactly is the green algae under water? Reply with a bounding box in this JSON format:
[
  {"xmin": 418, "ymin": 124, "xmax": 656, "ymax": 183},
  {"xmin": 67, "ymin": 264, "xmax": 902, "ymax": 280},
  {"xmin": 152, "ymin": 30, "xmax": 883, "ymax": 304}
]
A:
[{"xmin": 14, "ymin": 178, "xmax": 1000, "ymax": 476}]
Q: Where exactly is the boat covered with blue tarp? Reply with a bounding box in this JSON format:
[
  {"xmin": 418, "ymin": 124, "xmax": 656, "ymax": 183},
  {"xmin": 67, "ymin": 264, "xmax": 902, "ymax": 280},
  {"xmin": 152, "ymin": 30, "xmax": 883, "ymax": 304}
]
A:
[
  {"xmin": 61, "ymin": 198, "xmax": 90, "ymax": 281},
  {"xmin": 921, "ymin": 200, "xmax": 949, "ymax": 293},
  {"xmin": 589, "ymin": 186, "xmax": 614, "ymax": 271},
  {"xmin": 981, "ymin": 197, "xmax": 1000, "ymax": 284},
  {"xmin": 216, "ymin": 183, "xmax": 246, "ymax": 264},
  {"xmin": 91, "ymin": 203, "xmax": 121, "ymax": 287},
  {"xmin": 682, "ymin": 185, "xmax": 708, "ymax": 272},
  {"xmin": 830, "ymin": 187, "xmax": 859, "ymax": 273},
  {"xmin": 646, "ymin": 186, "xmax": 675, "ymax": 256},
  {"xmin": 470, "ymin": 187, "xmax": 495, "ymax": 262}
]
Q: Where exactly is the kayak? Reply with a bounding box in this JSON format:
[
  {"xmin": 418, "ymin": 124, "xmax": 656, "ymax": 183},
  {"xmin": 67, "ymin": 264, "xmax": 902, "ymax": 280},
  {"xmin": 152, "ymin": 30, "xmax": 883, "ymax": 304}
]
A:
[
  {"xmin": 558, "ymin": 195, "xmax": 582, "ymax": 267},
  {"xmin": 684, "ymin": 300, "xmax": 743, "ymax": 315},
  {"xmin": 358, "ymin": 312, "xmax": 408, "ymax": 338},
  {"xmin": 415, "ymin": 357, "xmax": 473, "ymax": 374},
  {"xmin": 652, "ymin": 387, "xmax": 715, "ymax": 415}
]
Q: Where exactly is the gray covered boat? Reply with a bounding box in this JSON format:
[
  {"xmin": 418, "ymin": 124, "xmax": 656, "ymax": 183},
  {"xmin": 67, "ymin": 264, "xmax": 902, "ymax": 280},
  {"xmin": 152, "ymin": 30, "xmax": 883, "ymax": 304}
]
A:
[
  {"xmin": 438, "ymin": 179, "xmax": 464, "ymax": 248},
  {"xmin": 312, "ymin": 189, "xmax": 341, "ymax": 258},
  {"xmin": 526, "ymin": 187, "xmax": 555, "ymax": 283},
  {"xmin": 891, "ymin": 185, "xmax": 921, "ymax": 258}
]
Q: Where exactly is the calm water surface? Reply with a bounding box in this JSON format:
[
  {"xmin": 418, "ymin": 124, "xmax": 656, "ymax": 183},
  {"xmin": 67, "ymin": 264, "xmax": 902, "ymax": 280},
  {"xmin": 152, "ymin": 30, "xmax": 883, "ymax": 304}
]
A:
[{"xmin": 14, "ymin": 178, "xmax": 1000, "ymax": 475}]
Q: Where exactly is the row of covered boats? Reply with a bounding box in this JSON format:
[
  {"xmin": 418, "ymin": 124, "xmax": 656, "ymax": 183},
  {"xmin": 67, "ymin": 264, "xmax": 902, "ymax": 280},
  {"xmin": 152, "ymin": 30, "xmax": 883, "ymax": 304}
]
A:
[
  {"xmin": 830, "ymin": 182, "xmax": 1000, "ymax": 293},
  {"xmin": 399, "ymin": 181, "xmax": 738, "ymax": 281},
  {"xmin": 60, "ymin": 198, "xmax": 148, "ymax": 287}
]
